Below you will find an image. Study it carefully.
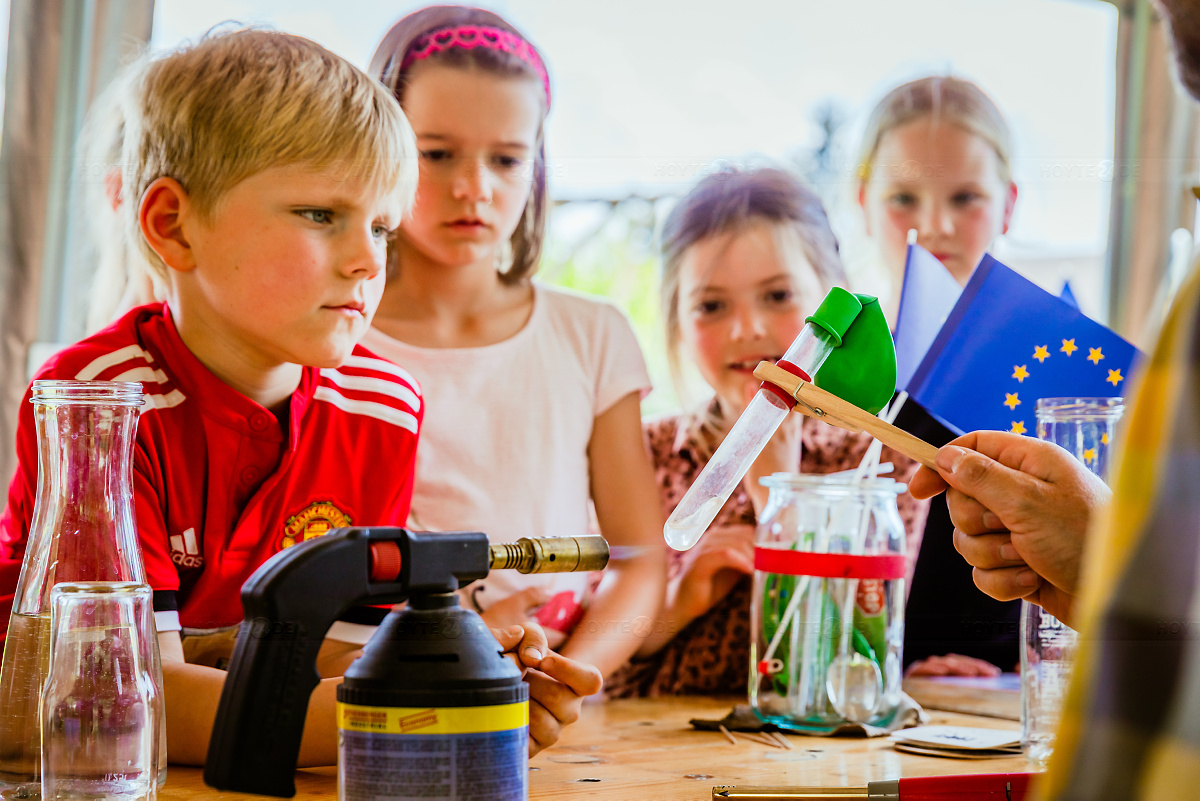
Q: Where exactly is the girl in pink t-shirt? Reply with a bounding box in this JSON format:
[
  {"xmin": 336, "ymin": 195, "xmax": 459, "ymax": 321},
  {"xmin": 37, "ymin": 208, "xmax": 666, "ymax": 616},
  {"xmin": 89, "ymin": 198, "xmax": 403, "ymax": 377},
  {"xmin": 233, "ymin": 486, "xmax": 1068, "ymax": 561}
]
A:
[{"xmin": 362, "ymin": 6, "xmax": 665, "ymax": 682}]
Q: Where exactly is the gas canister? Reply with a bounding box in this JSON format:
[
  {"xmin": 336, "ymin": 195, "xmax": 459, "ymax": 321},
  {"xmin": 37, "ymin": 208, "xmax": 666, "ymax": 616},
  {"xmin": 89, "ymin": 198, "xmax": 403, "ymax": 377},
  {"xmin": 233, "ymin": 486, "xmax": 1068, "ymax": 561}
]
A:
[{"xmin": 337, "ymin": 592, "xmax": 529, "ymax": 800}]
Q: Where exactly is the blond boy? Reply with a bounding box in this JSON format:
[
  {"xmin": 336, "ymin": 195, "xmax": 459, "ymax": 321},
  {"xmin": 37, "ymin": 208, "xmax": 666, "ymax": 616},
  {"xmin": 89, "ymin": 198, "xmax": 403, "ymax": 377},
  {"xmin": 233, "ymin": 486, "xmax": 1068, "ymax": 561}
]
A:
[{"xmin": 0, "ymin": 29, "xmax": 599, "ymax": 766}]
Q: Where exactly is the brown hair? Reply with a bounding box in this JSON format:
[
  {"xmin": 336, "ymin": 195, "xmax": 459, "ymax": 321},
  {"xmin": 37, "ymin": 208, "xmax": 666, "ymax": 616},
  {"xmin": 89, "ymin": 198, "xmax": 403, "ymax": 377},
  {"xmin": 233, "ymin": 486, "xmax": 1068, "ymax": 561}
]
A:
[
  {"xmin": 370, "ymin": 6, "xmax": 550, "ymax": 284},
  {"xmin": 661, "ymin": 166, "xmax": 847, "ymax": 412},
  {"xmin": 857, "ymin": 76, "xmax": 1013, "ymax": 185},
  {"xmin": 123, "ymin": 28, "xmax": 417, "ymax": 282}
]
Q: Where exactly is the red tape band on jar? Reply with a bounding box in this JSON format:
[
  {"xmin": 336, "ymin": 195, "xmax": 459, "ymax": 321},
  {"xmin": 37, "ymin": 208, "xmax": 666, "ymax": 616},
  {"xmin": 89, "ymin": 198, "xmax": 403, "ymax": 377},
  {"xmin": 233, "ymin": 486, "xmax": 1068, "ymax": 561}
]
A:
[
  {"xmin": 758, "ymin": 359, "xmax": 810, "ymax": 409},
  {"xmin": 754, "ymin": 547, "xmax": 906, "ymax": 579}
]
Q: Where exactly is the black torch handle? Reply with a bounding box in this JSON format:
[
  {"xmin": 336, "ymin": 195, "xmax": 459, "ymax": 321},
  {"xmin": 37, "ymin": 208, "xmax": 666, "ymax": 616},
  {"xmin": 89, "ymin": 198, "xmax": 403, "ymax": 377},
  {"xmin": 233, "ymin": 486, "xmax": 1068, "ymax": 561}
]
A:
[{"xmin": 203, "ymin": 527, "xmax": 490, "ymax": 797}]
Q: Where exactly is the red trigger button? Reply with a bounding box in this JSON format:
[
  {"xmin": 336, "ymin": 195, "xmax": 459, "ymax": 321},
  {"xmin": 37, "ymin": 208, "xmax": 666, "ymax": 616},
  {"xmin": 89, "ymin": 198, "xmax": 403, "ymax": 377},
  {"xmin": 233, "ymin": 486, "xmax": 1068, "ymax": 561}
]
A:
[{"xmin": 369, "ymin": 541, "xmax": 402, "ymax": 582}]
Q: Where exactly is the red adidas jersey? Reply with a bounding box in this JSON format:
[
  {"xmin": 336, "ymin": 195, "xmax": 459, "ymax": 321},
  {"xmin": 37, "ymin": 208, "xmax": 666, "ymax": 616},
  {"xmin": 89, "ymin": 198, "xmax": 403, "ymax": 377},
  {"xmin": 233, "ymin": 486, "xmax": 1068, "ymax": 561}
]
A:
[{"xmin": 0, "ymin": 304, "xmax": 422, "ymax": 629}]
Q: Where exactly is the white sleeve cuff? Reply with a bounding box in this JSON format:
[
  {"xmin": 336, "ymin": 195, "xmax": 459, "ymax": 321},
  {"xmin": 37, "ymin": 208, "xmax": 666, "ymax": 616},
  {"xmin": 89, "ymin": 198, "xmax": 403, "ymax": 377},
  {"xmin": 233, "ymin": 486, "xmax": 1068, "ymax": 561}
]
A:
[
  {"xmin": 154, "ymin": 610, "xmax": 181, "ymax": 632},
  {"xmin": 327, "ymin": 620, "xmax": 378, "ymax": 646}
]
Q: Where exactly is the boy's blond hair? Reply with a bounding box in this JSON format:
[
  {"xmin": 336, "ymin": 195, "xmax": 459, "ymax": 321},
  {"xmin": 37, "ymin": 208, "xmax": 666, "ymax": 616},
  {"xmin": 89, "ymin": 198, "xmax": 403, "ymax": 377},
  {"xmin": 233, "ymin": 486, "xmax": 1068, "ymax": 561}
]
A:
[{"xmin": 122, "ymin": 28, "xmax": 417, "ymax": 280}]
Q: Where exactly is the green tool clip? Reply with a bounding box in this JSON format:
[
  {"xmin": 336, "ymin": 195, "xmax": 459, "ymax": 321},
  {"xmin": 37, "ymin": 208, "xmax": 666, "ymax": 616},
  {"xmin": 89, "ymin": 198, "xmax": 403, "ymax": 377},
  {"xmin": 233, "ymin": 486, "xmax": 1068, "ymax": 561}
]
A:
[{"xmin": 812, "ymin": 293, "xmax": 897, "ymax": 416}]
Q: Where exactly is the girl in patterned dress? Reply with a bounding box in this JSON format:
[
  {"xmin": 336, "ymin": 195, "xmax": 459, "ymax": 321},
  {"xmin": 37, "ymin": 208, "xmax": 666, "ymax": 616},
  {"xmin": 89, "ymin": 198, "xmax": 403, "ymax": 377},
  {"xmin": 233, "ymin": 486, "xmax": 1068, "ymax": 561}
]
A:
[{"xmin": 607, "ymin": 166, "xmax": 930, "ymax": 697}]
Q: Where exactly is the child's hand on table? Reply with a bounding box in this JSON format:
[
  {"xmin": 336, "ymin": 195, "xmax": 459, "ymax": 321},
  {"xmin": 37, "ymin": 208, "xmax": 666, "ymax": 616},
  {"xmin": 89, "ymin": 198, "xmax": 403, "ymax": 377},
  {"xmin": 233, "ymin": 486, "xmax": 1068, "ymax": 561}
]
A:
[
  {"xmin": 905, "ymin": 653, "xmax": 1002, "ymax": 678},
  {"xmin": 492, "ymin": 622, "xmax": 603, "ymax": 756},
  {"xmin": 480, "ymin": 586, "xmax": 551, "ymax": 629},
  {"xmin": 480, "ymin": 586, "xmax": 566, "ymax": 649},
  {"xmin": 672, "ymin": 523, "xmax": 756, "ymax": 625}
]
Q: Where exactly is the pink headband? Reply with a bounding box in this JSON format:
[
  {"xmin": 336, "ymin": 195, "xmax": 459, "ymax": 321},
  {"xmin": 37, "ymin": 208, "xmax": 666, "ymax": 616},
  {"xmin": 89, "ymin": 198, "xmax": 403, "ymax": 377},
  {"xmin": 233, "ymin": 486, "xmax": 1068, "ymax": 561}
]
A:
[{"xmin": 401, "ymin": 24, "xmax": 551, "ymax": 107}]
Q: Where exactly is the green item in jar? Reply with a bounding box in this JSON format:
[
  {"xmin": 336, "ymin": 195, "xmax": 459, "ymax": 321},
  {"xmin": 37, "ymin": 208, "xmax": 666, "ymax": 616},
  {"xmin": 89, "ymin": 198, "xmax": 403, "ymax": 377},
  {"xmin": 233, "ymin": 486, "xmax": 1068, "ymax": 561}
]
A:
[
  {"xmin": 850, "ymin": 627, "xmax": 877, "ymax": 664},
  {"xmin": 853, "ymin": 578, "xmax": 889, "ymax": 664},
  {"xmin": 760, "ymin": 572, "xmax": 881, "ymax": 698}
]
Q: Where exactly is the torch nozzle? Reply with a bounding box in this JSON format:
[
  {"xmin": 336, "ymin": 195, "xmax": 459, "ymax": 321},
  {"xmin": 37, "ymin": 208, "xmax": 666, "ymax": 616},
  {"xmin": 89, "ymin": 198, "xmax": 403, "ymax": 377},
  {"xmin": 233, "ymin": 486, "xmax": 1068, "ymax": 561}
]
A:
[{"xmin": 489, "ymin": 536, "xmax": 609, "ymax": 574}]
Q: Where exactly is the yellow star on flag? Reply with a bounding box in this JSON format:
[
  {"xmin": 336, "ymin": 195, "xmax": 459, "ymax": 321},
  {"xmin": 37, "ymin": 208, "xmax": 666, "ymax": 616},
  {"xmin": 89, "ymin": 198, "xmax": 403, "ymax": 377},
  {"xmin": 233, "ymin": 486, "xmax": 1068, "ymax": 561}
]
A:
[
  {"xmin": 1088, "ymin": 347, "xmax": 1104, "ymax": 364},
  {"xmin": 1084, "ymin": 447, "xmax": 1098, "ymax": 462},
  {"xmin": 1012, "ymin": 365, "xmax": 1030, "ymax": 383},
  {"xmin": 1033, "ymin": 345, "xmax": 1050, "ymax": 363},
  {"xmin": 1010, "ymin": 421, "xmax": 1026, "ymax": 435},
  {"xmin": 1101, "ymin": 433, "xmax": 1109, "ymax": 445},
  {"xmin": 1061, "ymin": 338, "xmax": 1078, "ymax": 356},
  {"xmin": 1004, "ymin": 393, "xmax": 1021, "ymax": 410},
  {"xmin": 1107, "ymin": 368, "xmax": 1123, "ymax": 386}
]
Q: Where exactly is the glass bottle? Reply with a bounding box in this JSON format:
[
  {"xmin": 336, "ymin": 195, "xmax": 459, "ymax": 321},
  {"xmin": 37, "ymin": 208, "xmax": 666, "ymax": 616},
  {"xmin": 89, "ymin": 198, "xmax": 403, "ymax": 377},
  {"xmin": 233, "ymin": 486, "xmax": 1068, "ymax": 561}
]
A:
[
  {"xmin": 1021, "ymin": 397, "xmax": 1123, "ymax": 766},
  {"xmin": 749, "ymin": 473, "xmax": 908, "ymax": 733},
  {"xmin": 0, "ymin": 381, "xmax": 162, "ymax": 798},
  {"xmin": 42, "ymin": 582, "xmax": 158, "ymax": 801}
]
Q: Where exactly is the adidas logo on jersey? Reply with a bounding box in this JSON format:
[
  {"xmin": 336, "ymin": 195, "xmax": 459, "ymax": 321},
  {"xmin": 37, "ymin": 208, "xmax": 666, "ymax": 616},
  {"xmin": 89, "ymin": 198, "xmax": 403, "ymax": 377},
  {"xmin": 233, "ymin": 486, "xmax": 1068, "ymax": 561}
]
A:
[{"xmin": 169, "ymin": 527, "xmax": 203, "ymax": 569}]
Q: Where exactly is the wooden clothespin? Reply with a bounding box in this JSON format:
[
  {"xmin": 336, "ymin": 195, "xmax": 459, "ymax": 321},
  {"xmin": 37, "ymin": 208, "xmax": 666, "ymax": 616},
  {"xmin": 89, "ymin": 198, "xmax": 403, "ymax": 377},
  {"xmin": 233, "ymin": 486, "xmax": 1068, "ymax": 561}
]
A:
[{"xmin": 753, "ymin": 361, "xmax": 938, "ymax": 471}]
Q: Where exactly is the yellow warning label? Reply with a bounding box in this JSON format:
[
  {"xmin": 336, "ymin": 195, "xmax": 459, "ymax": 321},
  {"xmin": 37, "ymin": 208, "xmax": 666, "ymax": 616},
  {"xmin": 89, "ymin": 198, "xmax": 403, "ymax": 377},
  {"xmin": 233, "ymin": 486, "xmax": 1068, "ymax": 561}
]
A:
[{"xmin": 337, "ymin": 702, "xmax": 528, "ymax": 735}]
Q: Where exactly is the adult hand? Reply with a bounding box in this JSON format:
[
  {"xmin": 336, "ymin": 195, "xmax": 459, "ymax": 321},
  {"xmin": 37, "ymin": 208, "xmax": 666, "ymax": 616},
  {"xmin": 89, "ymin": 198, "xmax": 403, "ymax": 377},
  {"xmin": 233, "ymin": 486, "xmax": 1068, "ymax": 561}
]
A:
[
  {"xmin": 909, "ymin": 431, "xmax": 1110, "ymax": 625},
  {"xmin": 672, "ymin": 524, "xmax": 756, "ymax": 625},
  {"xmin": 492, "ymin": 623, "xmax": 603, "ymax": 755},
  {"xmin": 905, "ymin": 653, "xmax": 1002, "ymax": 678}
]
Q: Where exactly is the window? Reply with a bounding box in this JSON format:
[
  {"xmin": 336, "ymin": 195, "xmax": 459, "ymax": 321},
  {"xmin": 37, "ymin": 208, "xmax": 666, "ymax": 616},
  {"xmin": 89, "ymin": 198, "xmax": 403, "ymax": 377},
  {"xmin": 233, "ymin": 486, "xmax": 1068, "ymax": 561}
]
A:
[{"xmin": 153, "ymin": 0, "xmax": 1119, "ymax": 414}]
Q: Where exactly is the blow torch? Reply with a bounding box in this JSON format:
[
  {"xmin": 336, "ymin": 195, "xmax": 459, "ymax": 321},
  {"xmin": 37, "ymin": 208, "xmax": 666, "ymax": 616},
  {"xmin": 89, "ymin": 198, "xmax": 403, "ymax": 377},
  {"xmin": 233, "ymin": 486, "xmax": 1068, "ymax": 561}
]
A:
[{"xmin": 203, "ymin": 528, "xmax": 609, "ymax": 799}]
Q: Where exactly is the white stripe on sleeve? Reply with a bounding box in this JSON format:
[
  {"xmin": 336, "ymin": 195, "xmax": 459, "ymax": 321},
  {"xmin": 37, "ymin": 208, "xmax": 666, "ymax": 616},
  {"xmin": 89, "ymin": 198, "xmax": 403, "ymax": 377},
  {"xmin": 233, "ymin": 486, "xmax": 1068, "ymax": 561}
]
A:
[
  {"xmin": 75, "ymin": 344, "xmax": 154, "ymax": 380},
  {"xmin": 313, "ymin": 386, "xmax": 419, "ymax": 433},
  {"xmin": 111, "ymin": 366, "xmax": 170, "ymax": 385},
  {"xmin": 142, "ymin": 389, "xmax": 186, "ymax": 410},
  {"xmin": 319, "ymin": 368, "xmax": 421, "ymax": 413},
  {"xmin": 340, "ymin": 354, "xmax": 420, "ymax": 393}
]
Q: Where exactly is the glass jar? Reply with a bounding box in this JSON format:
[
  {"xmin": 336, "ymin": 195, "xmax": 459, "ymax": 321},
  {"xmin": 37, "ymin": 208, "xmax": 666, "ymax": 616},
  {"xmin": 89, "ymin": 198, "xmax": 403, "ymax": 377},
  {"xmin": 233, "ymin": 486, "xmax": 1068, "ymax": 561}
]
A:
[
  {"xmin": 750, "ymin": 473, "xmax": 908, "ymax": 733},
  {"xmin": 0, "ymin": 381, "xmax": 164, "ymax": 797},
  {"xmin": 42, "ymin": 582, "xmax": 159, "ymax": 801},
  {"xmin": 1035, "ymin": 397, "xmax": 1124, "ymax": 480},
  {"xmin": 1021, "ymin": 397, "xmax": 1123, "ymax": 766}
]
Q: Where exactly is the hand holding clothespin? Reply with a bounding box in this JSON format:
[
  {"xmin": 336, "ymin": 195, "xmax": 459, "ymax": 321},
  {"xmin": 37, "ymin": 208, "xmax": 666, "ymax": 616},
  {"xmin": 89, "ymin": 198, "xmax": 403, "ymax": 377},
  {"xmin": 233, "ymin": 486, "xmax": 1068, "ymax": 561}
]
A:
[{"xmin": 753, "ymin": 361, "xmax": 938, "ymax": 470}]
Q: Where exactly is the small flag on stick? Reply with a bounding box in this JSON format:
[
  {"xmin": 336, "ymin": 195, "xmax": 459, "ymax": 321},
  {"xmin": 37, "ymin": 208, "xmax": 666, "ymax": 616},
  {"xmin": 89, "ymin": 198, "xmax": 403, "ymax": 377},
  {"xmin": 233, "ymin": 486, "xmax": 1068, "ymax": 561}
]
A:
[{"xmin": 907, "ymin": 254, "xmax": 1140, "ymax": 436}]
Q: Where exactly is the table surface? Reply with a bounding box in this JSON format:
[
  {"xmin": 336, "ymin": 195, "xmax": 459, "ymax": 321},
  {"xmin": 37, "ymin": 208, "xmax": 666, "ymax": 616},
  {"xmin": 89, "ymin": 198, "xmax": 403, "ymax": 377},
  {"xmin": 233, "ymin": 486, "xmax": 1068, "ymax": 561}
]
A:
[
  {"xmin": 901, "ymin": 673, "xmax": 1021, "ymax": 721},
  {"xmin": 162, "ymin": 694, "xmax": 1033, "ymax": 800}
]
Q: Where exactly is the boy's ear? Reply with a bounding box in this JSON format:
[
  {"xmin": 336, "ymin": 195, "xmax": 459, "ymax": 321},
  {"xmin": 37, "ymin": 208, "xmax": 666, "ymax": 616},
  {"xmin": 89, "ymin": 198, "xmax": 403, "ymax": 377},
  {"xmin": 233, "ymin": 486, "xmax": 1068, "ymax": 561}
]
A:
[
  {"xmin": 1001, "ymin": 181, "xmax": 1018, "ymax": 235},
  {"xmin": 139, "ymin": 177, "xmax": 196, "ymax": 273}
]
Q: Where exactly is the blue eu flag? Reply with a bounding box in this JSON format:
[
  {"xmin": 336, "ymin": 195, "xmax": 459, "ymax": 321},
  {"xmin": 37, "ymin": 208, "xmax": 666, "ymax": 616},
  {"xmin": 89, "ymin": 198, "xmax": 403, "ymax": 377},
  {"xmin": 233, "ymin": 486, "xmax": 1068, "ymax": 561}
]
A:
[{"xmin": 908, "ymin": 254, "xmax": 1140, "ymax": 437}]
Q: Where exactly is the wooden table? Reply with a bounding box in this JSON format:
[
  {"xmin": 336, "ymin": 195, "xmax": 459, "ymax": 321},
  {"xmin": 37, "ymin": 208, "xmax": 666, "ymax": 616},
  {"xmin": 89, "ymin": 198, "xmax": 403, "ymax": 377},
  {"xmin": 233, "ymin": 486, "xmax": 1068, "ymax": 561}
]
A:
[
  {"xmin": 161, "ymin": 696, "xmax": 1032, "ymax": 800},
  {"xmin": 902, "ymin": 673, "xmax": 1021, "ymax": 721}
]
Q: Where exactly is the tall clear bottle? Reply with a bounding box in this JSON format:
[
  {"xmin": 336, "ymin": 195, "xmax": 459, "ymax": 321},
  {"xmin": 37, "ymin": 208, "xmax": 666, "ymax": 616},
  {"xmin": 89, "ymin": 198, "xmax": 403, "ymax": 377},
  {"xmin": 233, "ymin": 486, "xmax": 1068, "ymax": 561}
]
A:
[
  {"xmin": 0, "ymin": 381, "xmax": 164, "ymax": 799},
  {"xmin": 1021, "ymin": 396, "xmax": 1124, "ymax": 766}
]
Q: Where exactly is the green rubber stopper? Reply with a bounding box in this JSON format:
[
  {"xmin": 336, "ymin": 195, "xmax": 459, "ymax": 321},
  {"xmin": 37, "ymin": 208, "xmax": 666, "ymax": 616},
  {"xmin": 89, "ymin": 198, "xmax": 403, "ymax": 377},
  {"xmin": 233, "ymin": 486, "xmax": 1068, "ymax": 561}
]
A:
[
  {"xmin": 804, "ymin": 287, "xmax": 862, "ymax": 347},
  {"xmin": 814, "ymin": 294, "xmax": 897, "ymax": 416}
]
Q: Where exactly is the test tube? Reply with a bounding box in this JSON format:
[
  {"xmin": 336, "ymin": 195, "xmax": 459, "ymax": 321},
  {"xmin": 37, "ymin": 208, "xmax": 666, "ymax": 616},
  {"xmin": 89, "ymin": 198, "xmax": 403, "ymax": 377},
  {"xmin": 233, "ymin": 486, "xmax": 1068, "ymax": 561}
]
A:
[{"xmin": 664, "ymin": 323, "xmax": 837, "ymax": 551}]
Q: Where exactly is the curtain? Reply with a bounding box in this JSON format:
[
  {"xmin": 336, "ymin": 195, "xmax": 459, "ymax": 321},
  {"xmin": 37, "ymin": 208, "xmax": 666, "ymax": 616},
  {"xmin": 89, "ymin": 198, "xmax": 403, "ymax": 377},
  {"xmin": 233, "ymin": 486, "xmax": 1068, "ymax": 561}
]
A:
[
  {"xmin": 1105, "ymin": 0, "xmax": 1200, "ymax": 344},
  {"xmin": 0, "ymin": 0, "xmax": 153, "ymax": 490}
]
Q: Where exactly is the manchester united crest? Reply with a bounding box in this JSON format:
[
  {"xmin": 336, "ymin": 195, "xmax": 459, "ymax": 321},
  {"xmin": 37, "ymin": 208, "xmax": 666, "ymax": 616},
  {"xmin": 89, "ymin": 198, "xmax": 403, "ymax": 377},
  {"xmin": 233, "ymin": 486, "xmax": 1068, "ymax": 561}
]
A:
[{"xmin": 281, "ymin": 501, "xmax": 351, "ymax": 549}]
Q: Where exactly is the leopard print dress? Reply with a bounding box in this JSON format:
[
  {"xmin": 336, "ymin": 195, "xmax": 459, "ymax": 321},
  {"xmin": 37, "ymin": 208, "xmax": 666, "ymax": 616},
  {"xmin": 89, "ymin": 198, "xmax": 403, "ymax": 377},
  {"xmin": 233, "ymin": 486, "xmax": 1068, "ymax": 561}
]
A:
[{"xmin": 605, "ymin": 402, "xmax": 931, "ymax": 698}]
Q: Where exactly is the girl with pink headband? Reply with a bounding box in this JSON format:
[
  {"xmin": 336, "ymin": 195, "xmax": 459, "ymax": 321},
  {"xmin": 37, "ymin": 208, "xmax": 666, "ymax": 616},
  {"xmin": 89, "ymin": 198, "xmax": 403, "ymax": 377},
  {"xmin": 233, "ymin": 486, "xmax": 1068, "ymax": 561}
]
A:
[{"xmin": 363, "ymin": 7, "xmax": 666, "ymax": 719}]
